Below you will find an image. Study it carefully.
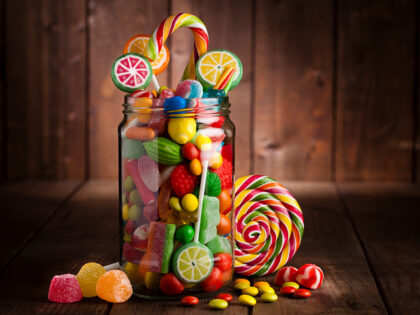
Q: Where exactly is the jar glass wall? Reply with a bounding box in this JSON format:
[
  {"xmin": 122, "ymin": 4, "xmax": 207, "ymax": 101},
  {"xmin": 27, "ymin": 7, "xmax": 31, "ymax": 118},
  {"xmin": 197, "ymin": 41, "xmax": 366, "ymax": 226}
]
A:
[{"xmin": 118, "ymin": 96, "xmax": 235, "ymax": 299}]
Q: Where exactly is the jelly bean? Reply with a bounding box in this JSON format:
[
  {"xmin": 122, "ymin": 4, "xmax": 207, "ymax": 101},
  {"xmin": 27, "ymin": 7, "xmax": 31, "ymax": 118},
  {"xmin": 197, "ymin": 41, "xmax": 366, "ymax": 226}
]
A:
[
  {"xmin": 169, "ymin": 197, "xmax": 182, "ymax": 211},
  {"xmin": 293, "ymin": 288, "xmax": 311, "ymax": 299},
  {"xmin": 234, "ymin": 282, "xmax": 250, "ymax": 290},
  {"xmin": 209, "ymin": 299, "xmax": 228, "ymax": 310},
  {"xmin": 217, "ymin": 213, "xmax": 231, "ymax": 235},
  {"xmin": 175, "ymin": 225, "xmax": 194, "ymax": 244},
  {"xmin": 259, "ymin": 285, "xmax": 275, "ymax": 294},
  {"xmin": 189, "ymin": 159, "xmax": 202, "ymax": 176},
  {"xmin": 280, "ymin": 286, "xmax": 297, "ymax": 296},
  {"xmin": 253, "ymin": 281, "xmax": 270, "ymax": 289},
  {"xmin": 234, "ymin": 278, "xmax": 251, "ymax": 285},
  {"xmin": 159, "ymin": 86, "xmax": 169, "ymax": 93},
  {"xmin": 282, "ymin": 281, "xmax": 299, "ymax": 289},
  {"xmin": 217, "ymin": 189, "xmax": 232, "ymax": 214},
  {"xmin": 122, "ymin": 204, "xmax": 129, "ymax": 221},
  {"xmin": 242, "ymin": 286, "xmax": 259, "ymax": 296},
  {"xmin": 261, "ymin": 292, "xmax": 278, "ymax": 303},
  {"xmin": 195, "ymin": 134, "xmax": 212, "ymax": 151},
  {"xmin": 209, "ymin": 152, "xmax": 223, "ymax": 169},
  {"xmin": 127, "ymin": 205, "xmax": 140, "ymax": 221},
  {"xmin": 182, "ymin": 194, "xmax": 198, "ymax": 212},
  {"xmin": 182, "ymin": 143, "xmax": 199, "ymax": 160},
  {"xmin": 123, "ymin": 233, "xmax": 131, "ymax": 243},
  {"xmin": 124, "ymin": 176, "xmax": 134, "ymax": 192},
  {"xmin": 239, "ymin": 294, "xmax": 257, "ymax": 306},
  {"xmin": 129, "ymin": 190, "xmax": 142, "ymax": 206},
  {"xmin": 125, "ymin": 126, "xmax": 156, "ymax": 141},
  {"xmin": 216, "ymin": 293, "xmax": 233, "ymax": 302},
  {"xmin": 181, "ymin": 295, "xmax": 199, "ymax": 306}
]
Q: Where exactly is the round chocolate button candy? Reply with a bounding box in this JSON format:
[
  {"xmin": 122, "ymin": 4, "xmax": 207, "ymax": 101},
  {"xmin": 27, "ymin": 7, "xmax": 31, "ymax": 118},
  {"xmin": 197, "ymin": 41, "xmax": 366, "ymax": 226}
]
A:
[
  {"xmin": 261, "ymin": 292, "xmax": 278, "ymax": 302},
  {"xmin": 293, "ymin": 288, "xmax": 312, "ymax": 299},
  {"xmin": 280, "ymin": 286, "xmax": 297, "ymax": 296},
  {"xmin": 242, "ymin": 286, "xmax": 259, "ymax": 296},
  {"xmin": 239, "ymin": 294, "xmax": 257, "ymax": 306},
  {"xmin": 181, "ymin": 295, "xmax": 199, "ymax": 306},
  {"xmin": 216, "ymin": 293, "xmax": 232, "ymax": 302},
  {"xmin": 209, "ymin": 298, "xmax": 228, "ymax": 309},
  {"xmin": 282, "ymin": 281, "xmax": 299, "ymax": 289}
]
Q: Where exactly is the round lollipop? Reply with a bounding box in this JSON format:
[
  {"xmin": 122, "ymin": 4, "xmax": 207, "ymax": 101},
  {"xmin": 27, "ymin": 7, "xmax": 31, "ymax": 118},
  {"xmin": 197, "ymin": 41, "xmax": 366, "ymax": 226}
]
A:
[
  {"xmin": 123, "ymin": 34, "xmax": 170, "ymax": 75},
  {"xmin": 233, "ymin": 175, "xmax": 304, "ymax": 276},
  {"xmin": 111, "ymin": 53, "xmax": 153, "ymax": 92}
]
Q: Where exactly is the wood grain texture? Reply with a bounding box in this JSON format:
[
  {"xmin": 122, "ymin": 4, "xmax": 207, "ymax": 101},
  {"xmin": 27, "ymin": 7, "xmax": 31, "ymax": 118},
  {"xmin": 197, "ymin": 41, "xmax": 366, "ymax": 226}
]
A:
[
  {"xmin": 6, "ymin": 0, "xmax": 87, "ymax": 180},
  {"xmin": 170, "ymin": 0, "xmax": 253, "ymax": 177},
  {"xmin": 0, "ymin": 181, "xmax": 118, "ymax": 314},
  {"xmin": 253, "ymin": 0, "xmax": 333, "ymax": 181},
  {"xmin": 336, "ymin": 0, "xmax": 416, "ymax": 181},
  {"xmin": 339, "ymin": 183, "xmax": 420, "ymax": 314},
  {"xmin": 250, "ymin": 182, "xmax": 386, "ymax": 314},
  {"xmin": 88, "ymin": 0, "xmax": 168, "ymax": 179}
]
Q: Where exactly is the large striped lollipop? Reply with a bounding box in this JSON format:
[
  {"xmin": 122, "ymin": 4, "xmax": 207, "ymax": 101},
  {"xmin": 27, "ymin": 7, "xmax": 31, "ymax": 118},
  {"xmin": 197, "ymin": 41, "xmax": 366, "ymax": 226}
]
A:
[
  {"xmin": 234, "ymin": 175, "xmax": 304, "ymax": 276},
  {"xmin": 144, "ymin": 13, "xmax": 209, "ymax": 81}
]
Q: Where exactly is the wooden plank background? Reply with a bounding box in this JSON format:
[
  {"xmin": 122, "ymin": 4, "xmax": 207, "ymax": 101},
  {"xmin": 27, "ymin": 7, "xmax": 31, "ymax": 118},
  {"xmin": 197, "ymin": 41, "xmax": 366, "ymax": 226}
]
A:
[{"xmin": 0, "ymin": 0, "xmax": 418, "ymax": 182}]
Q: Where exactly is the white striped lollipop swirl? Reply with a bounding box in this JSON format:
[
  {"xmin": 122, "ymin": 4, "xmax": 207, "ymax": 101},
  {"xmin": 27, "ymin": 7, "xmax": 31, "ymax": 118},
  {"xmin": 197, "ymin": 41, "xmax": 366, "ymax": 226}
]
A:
[{"xmin": 234, "ymin": 175, "xmax": 304, "ymax": 276}]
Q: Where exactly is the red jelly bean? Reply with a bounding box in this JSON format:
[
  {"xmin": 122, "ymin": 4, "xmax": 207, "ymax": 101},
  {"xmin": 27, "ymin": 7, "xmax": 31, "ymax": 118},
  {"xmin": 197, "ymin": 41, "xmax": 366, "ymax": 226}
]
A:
[
  {"xmin": 181, "ymin": 295, "xmax": 199, "ymax": 306},
  {"xmin": 182, "ymin": 143, "xmax": 199, "ymax": 160},
  {"xmin": 293, "ymin": 288, "xmax": 312, "ymax": 299},
  {"xmin": 216, "ymin": 293, "xmax": 233, "ymax": 302},
  {"xmin": 280, "ymin": 286, "xmax": 297, "ymax": 296}
]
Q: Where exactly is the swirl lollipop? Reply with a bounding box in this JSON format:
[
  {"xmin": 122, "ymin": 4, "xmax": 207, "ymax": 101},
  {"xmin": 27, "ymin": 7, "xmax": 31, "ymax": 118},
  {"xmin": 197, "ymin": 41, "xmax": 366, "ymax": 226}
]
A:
[{"xmin": 234, "ymin": 175, "xmax": 304, "ymax": 276}]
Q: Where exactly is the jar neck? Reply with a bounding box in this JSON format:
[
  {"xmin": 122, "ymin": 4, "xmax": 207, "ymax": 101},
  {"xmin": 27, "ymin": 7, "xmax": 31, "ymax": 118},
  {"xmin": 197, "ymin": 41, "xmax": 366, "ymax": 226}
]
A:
[{"xmin": 122, "ymin": 96, "xmax": 231, "ymax": 118}]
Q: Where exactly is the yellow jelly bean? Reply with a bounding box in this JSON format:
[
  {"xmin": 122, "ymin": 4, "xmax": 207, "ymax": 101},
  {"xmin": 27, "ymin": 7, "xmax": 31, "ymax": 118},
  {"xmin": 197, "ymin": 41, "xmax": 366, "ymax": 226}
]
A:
[
  {"xmin": 234, "ymin": 278, "xmax": 250, "ymax": 285},
  {"xmin": 239, "ymin": 294, "xmax": 257, "ymax": 306},
  {"xmin": 261, "ymin": 292, "xmax": 278, "ymax": 303},
  {"xmin": 282, "ymin": 281, "xmax": 299, "ymax": 289},
  {"xmin": 234, "ymin": 282, "xmax": 250, "ymax": 290},
  {"xmin": 253, "ymin": 281, "xmax": 270, "ymax": 288},
  {"xmin": 242, "ymin": 286, "xmax": 259, "ymax": 296},
  {"xmin": 182, "ymin": 194, "xmax": 198, "ymax": 212},
  {"xmin": 124, "ymin": 262, "xmax": 141, "ymax": 283},
  {"xmin": 122, "ymin": 204, "xmax": 129, "ymax": 221},
  {"xmin": 159, "ymin": 86, "xmax": 169, "ymax": 93},
  {"xmin": 123, "ymin": 233, "xmax": 131, "ymax": 243},
  {"xmin": 189, "ymin": 158, "xmax": 202, "ymax": 175},
  {"xmin": 209, "ymin": 152, "xmax": 223, "ymax": 169},
  {"xmin": 169, "ymin": 197, "xmax": 182, "ymax": 211},
  {"xmin": 144, "ymin": 272, "xmax": 162, "ymax": 290},
  {"xmin": 259, "ymin": 285, "xmax": 275, "ymax": 294},
  {"xmin": 209, "ymin": 298, "xmax": 228, "ymax": 310},
  {"xmin": 195, "ymin": 134, "xmax": 212, "ymax": 151}
]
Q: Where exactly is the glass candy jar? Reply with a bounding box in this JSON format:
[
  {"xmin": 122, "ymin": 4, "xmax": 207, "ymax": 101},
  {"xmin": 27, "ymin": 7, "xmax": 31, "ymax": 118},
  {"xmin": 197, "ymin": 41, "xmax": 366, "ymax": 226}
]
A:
[{"xmin": 118, "ymin": 95, "xmax": 235, "ymax": 299}]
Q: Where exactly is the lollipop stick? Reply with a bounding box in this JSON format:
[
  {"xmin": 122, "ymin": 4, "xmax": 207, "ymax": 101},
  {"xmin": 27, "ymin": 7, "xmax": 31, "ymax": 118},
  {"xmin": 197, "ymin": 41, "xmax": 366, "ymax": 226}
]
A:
[
  {"xmin": 214, "ymin": 66, "xmax": 235, "ymax": 90},
  {"xmin": 104, "ymin": 262, "xmax": 120, "ymax": 271},
  {"xmin": 151, "ymin": 74, "xmax": 160, "ymax": 92},
  {"xmin": 194, "ymin": 159, "xmax": 209, "ymax": 243}
]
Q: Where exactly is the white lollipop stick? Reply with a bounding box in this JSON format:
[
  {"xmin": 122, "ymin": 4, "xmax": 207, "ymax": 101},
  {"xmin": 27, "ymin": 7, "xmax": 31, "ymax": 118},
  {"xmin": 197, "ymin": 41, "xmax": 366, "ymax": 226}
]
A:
[
  {"xmin": 194, "ymin": 159, "xmax": 209, "ymax": 243},
  {"xmin": 104, "ymin": 262, "xmax": 120, "ymax": 271},
  {"xmin": 151, "ymin": 74, "xmax": 160, "ymax": 92}
]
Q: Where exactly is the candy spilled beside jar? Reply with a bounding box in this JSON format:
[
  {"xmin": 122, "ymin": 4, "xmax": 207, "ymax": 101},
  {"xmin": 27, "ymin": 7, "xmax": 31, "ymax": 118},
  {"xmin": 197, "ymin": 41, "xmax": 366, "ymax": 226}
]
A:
[{"xmin": 118, "ymin": 95, "xmax": 235, "ymax": 299}]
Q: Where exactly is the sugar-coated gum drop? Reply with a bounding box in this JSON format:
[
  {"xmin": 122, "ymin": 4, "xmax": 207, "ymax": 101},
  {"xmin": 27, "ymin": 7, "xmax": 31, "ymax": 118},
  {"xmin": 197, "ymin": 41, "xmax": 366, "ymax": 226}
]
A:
[
  {"xmin": 76, "ymin": 262, "xmax": 106, "ymax": 298},
  {"xmin": 96, "ymin": 270, "xmax": 133, "ymax": 303},
  {"xmin": 239, "ymin": 294, "xmax": 257, "ymax": 306},
  {"xmin": 209, "ymin": 298, "xmax": 228, "ymax": 309},
  {"xmin": 48, "ymin": 274, "xmax": 82, "ymax": 303}
]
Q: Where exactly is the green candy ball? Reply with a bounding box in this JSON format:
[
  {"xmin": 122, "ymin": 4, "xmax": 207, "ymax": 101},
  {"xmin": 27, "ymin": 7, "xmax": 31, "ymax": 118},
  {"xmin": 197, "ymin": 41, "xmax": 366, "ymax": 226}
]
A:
[{"xmin": 175, "ymin": 225, "xmax": 195, "ymax": 244}]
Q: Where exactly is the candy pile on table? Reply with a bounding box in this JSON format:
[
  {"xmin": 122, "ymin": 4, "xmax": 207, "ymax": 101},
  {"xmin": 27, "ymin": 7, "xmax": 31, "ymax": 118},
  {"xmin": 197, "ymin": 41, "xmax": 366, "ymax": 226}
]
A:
[{"xmin": 112, "ymin": 13, "xmax": 243, "ymax": 296}]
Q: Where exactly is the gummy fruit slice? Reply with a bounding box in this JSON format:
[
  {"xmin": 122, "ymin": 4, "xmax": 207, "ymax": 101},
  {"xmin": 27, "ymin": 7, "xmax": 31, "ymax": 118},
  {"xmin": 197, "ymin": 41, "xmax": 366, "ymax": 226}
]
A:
[
  {"xmin": 196, "ymin": 49, "xmax": 243, "ymax": 90},
  {"xmin": 111, "ymin": 53, "xmax": 152, "ymax": 92},
  {"xmin": 123, "ymin": 34, "xmax": 170, "ymax": 75},
  {"xmin": 172, "ymin": 243, "xmax": 213, "ymax": 283}
]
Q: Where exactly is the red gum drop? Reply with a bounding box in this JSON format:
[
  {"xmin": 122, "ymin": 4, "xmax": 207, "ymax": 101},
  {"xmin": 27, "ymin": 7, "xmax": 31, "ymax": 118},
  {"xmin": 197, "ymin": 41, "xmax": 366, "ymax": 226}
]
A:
[
  {"xmin": 293, "ymin": 288, "xmax": 312, "ymax": 299},
  {"xmin": 181, "ymin": 296, "xmax": 199, "ymax": 306},
  {"xmin": 280, "ymin": 286, "xmax": 297, "ymax": 296},
  {"xmin": 216, "ymin": 293, "xmax": 233, "ymax": 302}
]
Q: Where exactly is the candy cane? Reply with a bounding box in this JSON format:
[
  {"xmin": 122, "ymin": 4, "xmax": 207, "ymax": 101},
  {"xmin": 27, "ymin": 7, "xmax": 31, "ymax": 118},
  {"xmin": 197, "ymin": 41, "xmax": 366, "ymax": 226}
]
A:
[
  {"xmin": 234, "ymin": 175, "xmax": 304, "ymax": 276},
  {"xmin": 144, "ymin": 13, "xmax": 209, "ymax": 81}
]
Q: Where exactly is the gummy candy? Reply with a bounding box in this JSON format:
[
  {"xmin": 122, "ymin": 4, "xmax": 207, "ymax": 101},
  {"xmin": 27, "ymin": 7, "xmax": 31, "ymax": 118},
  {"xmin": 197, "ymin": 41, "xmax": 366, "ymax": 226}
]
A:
[
  {"xmin": 122, "ymin": 139, "xmax": 145, "ymax": 159},
  {"xmin": 199, "ymin": 196, "xmax": 220, "ymax": 244},
  {"xmin": 76, "ymin": 262, "xmax": 106, "ymax": 298},
  {"xmin": 96, "ymin": 270, "xmax": 133, "ymax": 303},
  {"xmin": 48, "ymin": 274, "xmax": 82, "ymax": 303},
  {"xmin": 202, "ymin": 88, "xmax": 225, "ymax": 98},
  {"xmin": 206, "ymin": 235, "xmax": 232, "ymax": 254}
]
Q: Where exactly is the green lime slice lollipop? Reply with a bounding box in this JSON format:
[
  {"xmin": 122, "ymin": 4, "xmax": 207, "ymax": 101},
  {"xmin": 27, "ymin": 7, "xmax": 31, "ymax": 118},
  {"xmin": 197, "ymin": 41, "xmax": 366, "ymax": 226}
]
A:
[
  {"xmin": 172, "ymin": 242, "xmax": 213, "ymax": 284},
  {"xmin": 195, "ymin": 49, "xmax": 243, "ymax": 91},
  {"xmin": 111, "ymin": 53, "xmax": 152, "ymax": 92}
]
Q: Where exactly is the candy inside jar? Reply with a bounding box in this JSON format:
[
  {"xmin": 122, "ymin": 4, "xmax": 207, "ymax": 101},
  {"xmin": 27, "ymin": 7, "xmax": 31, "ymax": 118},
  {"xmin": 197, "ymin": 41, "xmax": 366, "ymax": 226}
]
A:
[{"xmin": 118, "ymin": 95, "xmax": 235, "ymax": 298}]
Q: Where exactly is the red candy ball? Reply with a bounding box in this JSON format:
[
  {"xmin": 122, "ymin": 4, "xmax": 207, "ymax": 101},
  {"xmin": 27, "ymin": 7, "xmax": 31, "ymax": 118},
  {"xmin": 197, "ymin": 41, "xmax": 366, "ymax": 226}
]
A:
[
  {"xmin": 160, "ymin": 273, "xmax": 184, "ymax": 295},
  {"xmin": 200, "ymin": 267, "xmax": 223, "ymax": 292},
  {"xmin": 216, "ymin": 293, "xmax": 233, "ymax": 302},
  {"xmin": 274, "ymin": 266, "xmax": 298, "ymax": 286},
  {"xmin": 295, "ymin": 264, "xmax": 324, "ymax": 289},
  {"xmin": 279, "ymin": 286, "xmax": 297, "ymax": 296},
  {"xmin": 293, "ymin": 288, "xmax": 312, "ymax": 299},
  {"xmin": 214, "ymin": 253, "xmax": 232, "ymax": 272},
  {"xmin": 181, "ymin": 143, "xmax": 199, "ymax": 160},
  {"xmin": 181, "ymin": 295, "xmax": 199, "ymax": 306}
]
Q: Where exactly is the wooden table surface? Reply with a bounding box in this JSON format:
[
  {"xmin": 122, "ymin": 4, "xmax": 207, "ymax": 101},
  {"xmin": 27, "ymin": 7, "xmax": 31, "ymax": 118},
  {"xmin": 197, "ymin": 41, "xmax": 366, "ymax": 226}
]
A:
[{"xmin": 0, "ymin": 180, "xmax": 418, "ymax": 314}]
